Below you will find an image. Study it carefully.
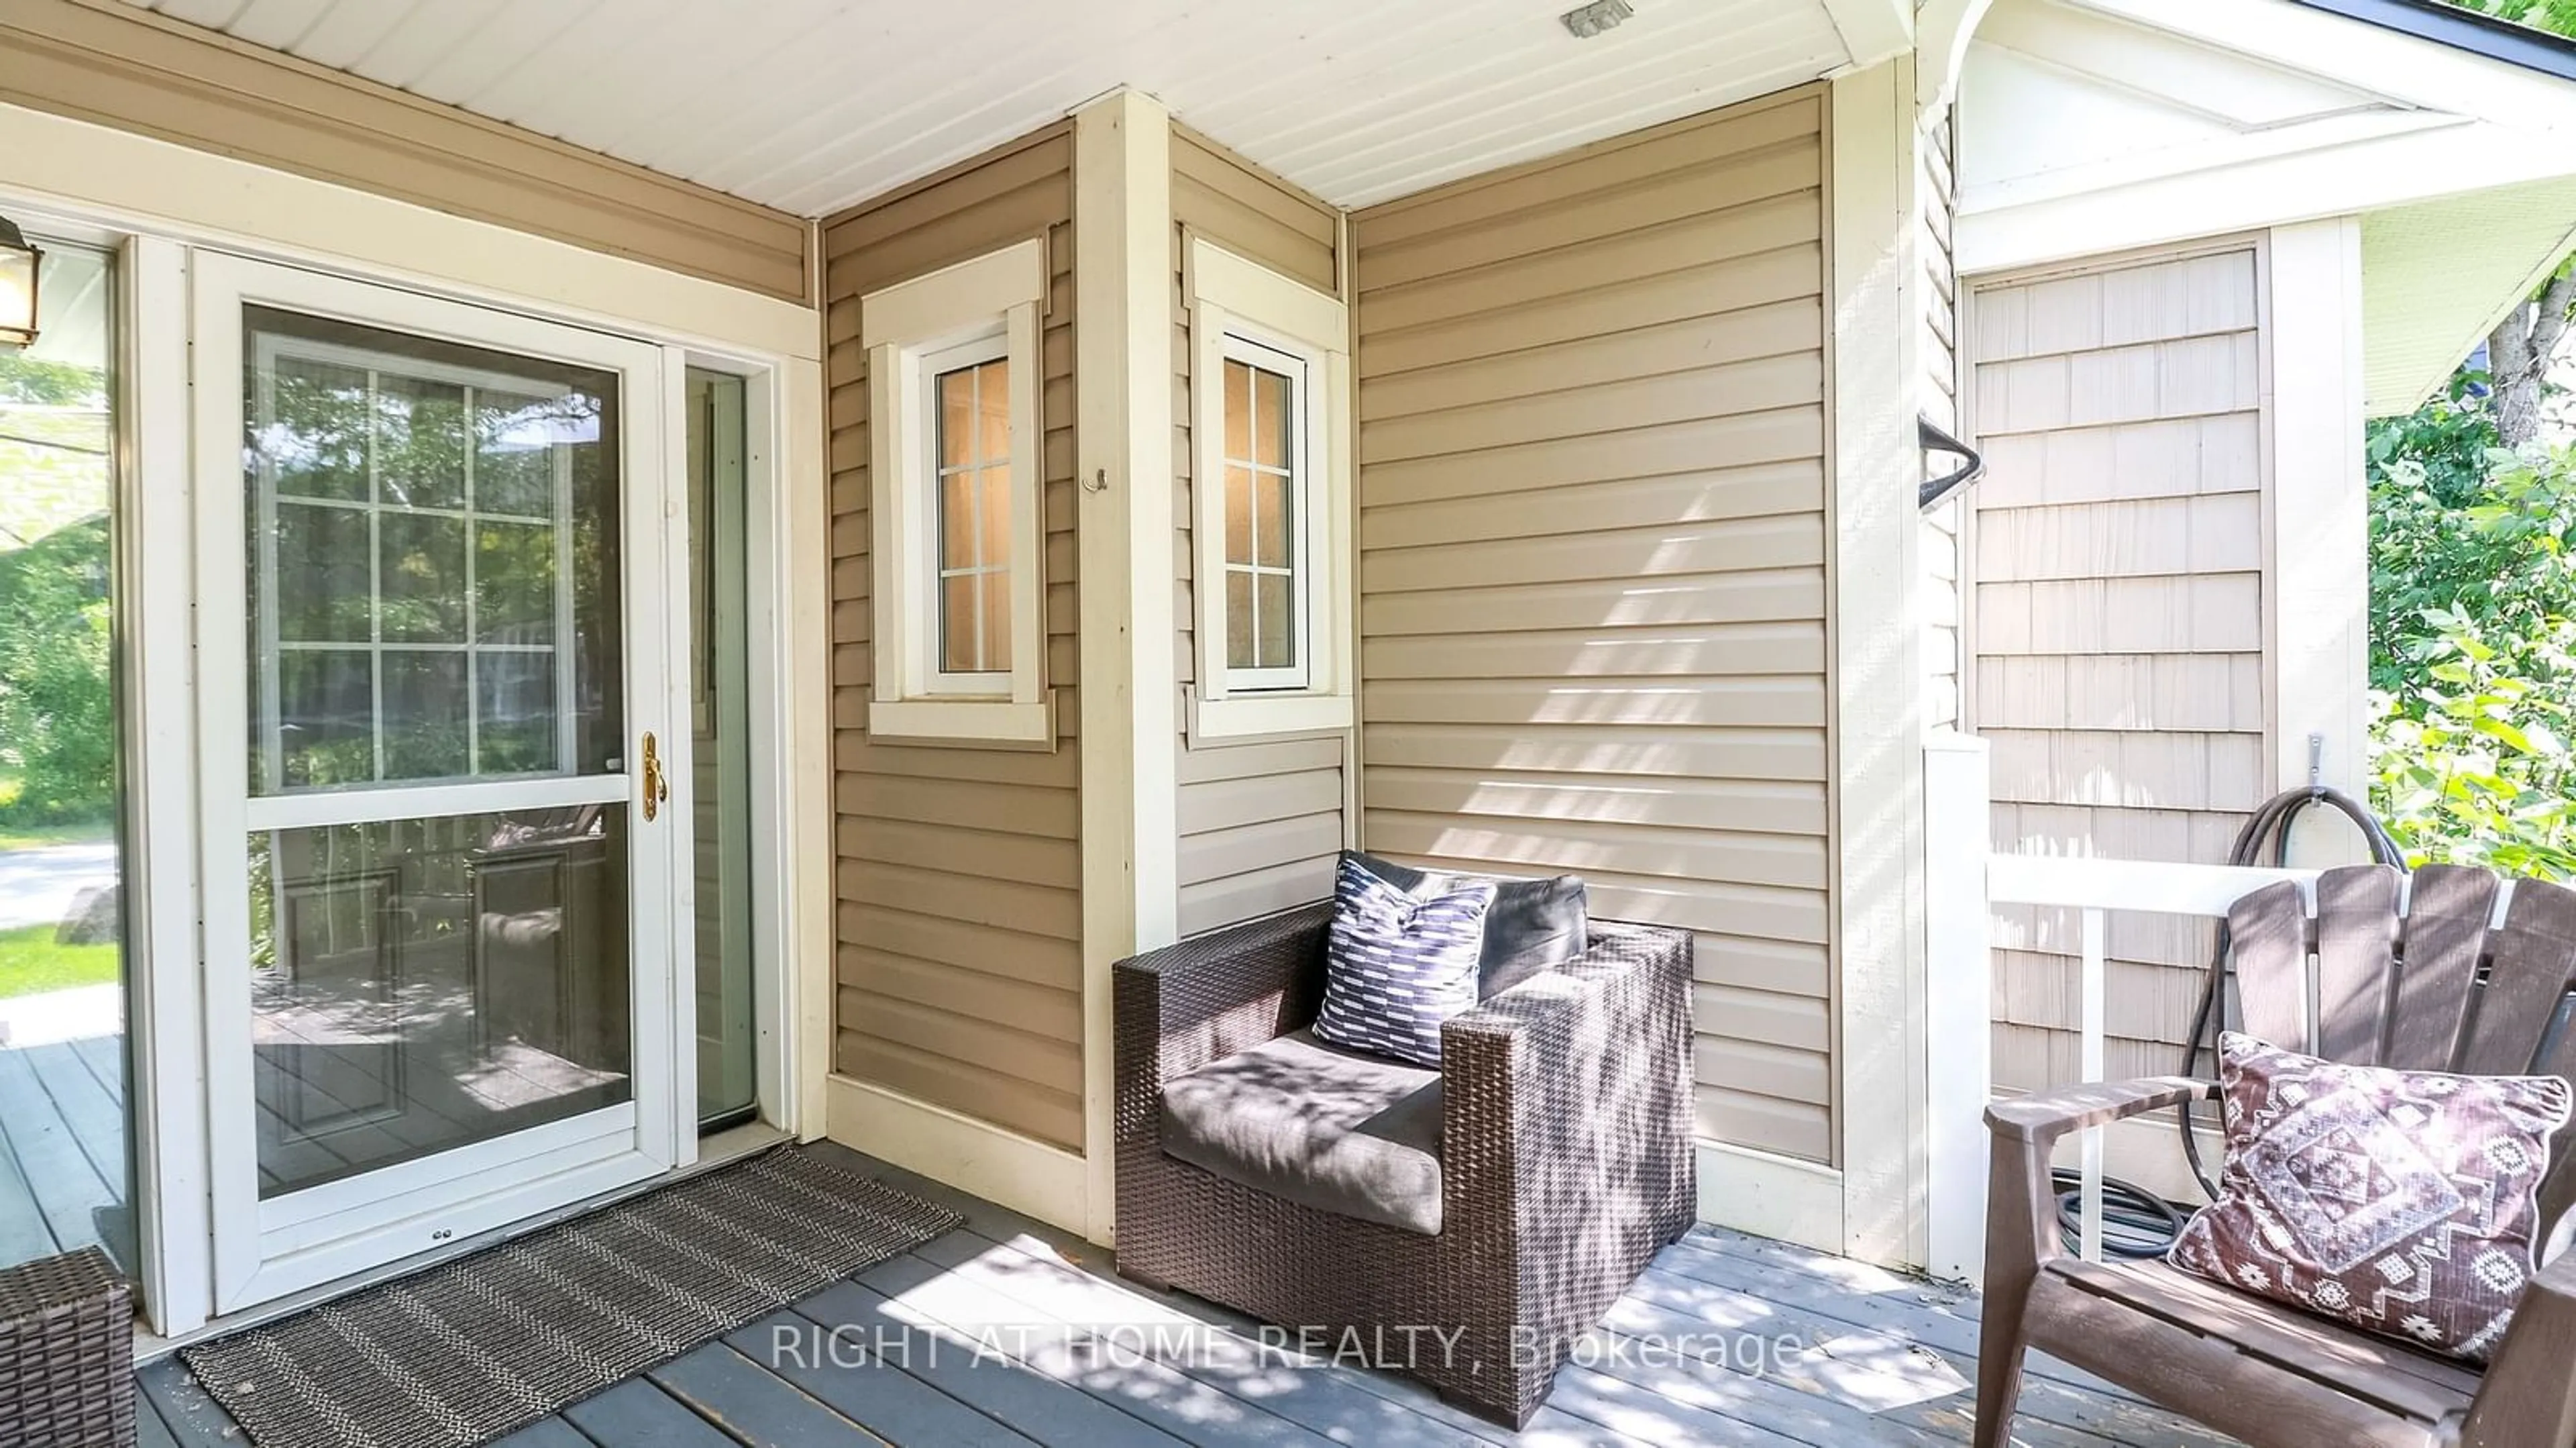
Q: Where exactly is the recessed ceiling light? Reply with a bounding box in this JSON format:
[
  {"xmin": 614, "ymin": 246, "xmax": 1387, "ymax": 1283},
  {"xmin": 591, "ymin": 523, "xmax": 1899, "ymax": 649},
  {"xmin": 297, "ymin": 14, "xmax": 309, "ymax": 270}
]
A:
[{"xmin": 1562, "ymin": 0, "xmax": 1634, "ymax": 40}]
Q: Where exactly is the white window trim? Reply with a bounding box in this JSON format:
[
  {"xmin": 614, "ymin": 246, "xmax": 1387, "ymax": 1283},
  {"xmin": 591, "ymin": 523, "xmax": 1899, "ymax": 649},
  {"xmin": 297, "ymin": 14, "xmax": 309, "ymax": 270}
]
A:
[
  {"xmin": 863, "ymin": 240, "xmax": 1050, "ymax": 746},
  {"xmin": 1187, "ymin": 238, "xmax": 1354, "ymax": 741},
  {"xmin": 1212, "ymin": 331, "xmax": 1313, "ymax": 694}
]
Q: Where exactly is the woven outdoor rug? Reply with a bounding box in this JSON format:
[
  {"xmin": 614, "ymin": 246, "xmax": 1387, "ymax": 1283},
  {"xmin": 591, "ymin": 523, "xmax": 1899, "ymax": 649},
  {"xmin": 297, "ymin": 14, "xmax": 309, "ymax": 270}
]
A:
[{"xmin": 180, "ymin": 1146, "xmax": 963, "ymax": 1448}]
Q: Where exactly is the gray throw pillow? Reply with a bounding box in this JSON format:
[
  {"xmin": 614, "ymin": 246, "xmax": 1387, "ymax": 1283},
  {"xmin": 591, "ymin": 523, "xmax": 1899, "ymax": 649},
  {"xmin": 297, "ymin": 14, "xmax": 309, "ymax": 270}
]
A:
[
  {"xmin": 1312, "ymin": 855, "xmax": 1495, "ymax": 1068},
  {"xmin": 1342, "ymin": 849, "xmax": 1587, "ymax": 997}
]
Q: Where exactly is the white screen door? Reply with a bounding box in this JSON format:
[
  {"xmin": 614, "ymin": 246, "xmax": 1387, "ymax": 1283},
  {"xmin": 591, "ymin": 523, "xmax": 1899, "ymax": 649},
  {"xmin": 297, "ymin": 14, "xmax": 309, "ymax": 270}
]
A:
[{"xmin": 189, "ymin": 254, "xmax": 692, "ymax": 1312}]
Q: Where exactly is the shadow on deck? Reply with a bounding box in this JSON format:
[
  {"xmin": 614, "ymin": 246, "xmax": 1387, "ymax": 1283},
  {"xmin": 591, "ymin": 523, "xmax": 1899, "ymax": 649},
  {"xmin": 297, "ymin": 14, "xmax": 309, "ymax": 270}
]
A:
[{"xmin": 133, "ymin": 1143, "xmax": 2233, "ymax": 1447}]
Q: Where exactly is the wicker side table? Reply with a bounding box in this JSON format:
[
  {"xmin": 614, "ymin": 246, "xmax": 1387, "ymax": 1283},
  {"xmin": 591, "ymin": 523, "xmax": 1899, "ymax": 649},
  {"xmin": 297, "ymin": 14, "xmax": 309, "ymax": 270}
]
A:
[{"xmin": 0, "ymin": 1247, "xmax": 135, "ymax": 1447}]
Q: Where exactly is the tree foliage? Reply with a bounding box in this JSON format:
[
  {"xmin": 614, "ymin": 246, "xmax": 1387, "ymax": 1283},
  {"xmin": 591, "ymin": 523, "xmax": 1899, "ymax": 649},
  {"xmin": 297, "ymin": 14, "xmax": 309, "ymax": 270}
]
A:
[
  {"xmin": 2441, "ymin": 0, "xmax": 2576, "ymax": 39},
  {"xmin": 2369, "ymin": 372, "xmax": 2576, "ymax": 875}
]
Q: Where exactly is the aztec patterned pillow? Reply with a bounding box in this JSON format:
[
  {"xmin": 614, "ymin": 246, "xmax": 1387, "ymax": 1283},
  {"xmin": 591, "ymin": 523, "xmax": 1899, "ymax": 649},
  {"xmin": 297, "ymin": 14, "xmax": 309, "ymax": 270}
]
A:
[
  {"xmin": 2170, "ymin": 1031, "xmax": 2573, "ymax": 1363},
  {"xmin": 1311, "ymin": 854, "xmax": 1497, "ymax": 1068}
]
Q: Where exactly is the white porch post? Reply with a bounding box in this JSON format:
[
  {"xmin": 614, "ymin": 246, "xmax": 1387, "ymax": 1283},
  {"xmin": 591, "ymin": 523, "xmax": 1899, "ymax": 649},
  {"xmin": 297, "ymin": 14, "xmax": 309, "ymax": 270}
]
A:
[
  {"xmin": 2267, "ymin": 217, "xmax": 2374, "ymax": 863},
  {"xmin": 1073, "ymin": 89, "xmax": 1179, "ymax": 1247},
  {"xmin": 1831, "ymin": 58, "xmax": 1934, "ymax": 1270},
  {"xmin": 1923, "ymin": 731, "xmax": 1994, "ymax": 1284}
]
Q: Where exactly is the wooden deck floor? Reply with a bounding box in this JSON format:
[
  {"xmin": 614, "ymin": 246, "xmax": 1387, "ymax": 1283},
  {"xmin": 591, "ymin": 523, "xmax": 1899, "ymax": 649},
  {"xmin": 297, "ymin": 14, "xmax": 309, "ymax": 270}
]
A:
[
  {"xmin": 131, "ymin": 1143, "xmax": 2232, "ymax": 1448},
  {"xmin": 0, "ymin": 1033, "xmax": 129, "ymax": 1270}
]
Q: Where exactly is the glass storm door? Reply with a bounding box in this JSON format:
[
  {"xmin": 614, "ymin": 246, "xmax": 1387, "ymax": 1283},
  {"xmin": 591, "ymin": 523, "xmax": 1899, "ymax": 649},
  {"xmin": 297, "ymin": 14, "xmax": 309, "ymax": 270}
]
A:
[{"xmin": 191, "ymin": 256, "xmax": 688, "ymax": 1312}]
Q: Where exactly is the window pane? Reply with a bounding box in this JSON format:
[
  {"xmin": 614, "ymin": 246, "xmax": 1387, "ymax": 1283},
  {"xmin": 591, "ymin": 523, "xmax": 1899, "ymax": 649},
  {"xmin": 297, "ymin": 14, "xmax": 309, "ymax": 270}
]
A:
[
  {"xmin": 274, "ymin": 503, "xmax": 372, "ymax": 642},
  {"xmin": 473, "ymin": 389, "xmax": 561, "ymax": 517},
  {"xmin": 980, "ymin": 572, "xmax": 1011, "ymax": 674},
  {"xmin": 374, "ymin": 374, "xmax": 467, "ymax": 509},
  {"xmin": 941, "ymin": 472, "xmax": 977, "ymax": 570},
  {"xmin": 939, "ymin": 367, "xmax": 974, "ymax": 468},
  {"xmin": 1256, "ymin": 572, "xmax": 1295, "ymax": 669},
  {"xmin": 1254, "ymin": 366, "xmax": 1292, "ymax": 468},
  {"xmin": 382, "ymin": 650, "xmax": 470, "ymax": 780},
  {"xmin": 248, "ymin": 307, "xmax": 621, "ymax": 790},
  {"xmin": 268, "ymin": 357, "xmax": 370, "ymax": 502},
  {"xmin": 1224, "ymin": 466, "xmax": 1256, "ymax": 566},
  {"xmin": 1226, "ymin": 570, "xmax": 1254, "ymax": 671},
  {"xmin": 940, "ymin": 574, "xmax": 978, "ymax": 674},
  {"xmin": 978, "ymin": 464, "xmax": 1012, "ymax": 570},
  {"xmin": 1223, "ymin": 359, "xmax": 1251, "ymax": 461},
  {"xmin": 977, "ymin": 359, "xmax": 1010, "ymax": 462},
  {"xmin": 277, "ymin": 650, "xmax": 375, "ymax": 788},
  {"xmin": 1256, "ymin": 473, "xmax": 1292, "ymax": 569},
  {"xmin": 0, "ymin": 240, "xmax": 135, "ymax": 1274},
  {"xmin": 248, "ymin": 809, "xmax": 631, "ymax": 1198},
  {"xmin": 379, "ymin": 511, "xmax": 468, "ymax": 643},
  {"xmin": 476, "ymin": 653, "xmax": 558, "ymax": 774},
  {"xmin": 475, "ymin": 521, "xmax": 556, "ymax": 644}
]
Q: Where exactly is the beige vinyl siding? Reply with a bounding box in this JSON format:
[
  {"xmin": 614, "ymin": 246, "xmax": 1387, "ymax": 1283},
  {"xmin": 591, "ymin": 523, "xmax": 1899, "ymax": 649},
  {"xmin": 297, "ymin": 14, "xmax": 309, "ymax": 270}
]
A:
[
  {"xmin": 1969, "ymin": 244, "xmax": 2271, "ymax": 1096},
  {"xmin": 1921, "ymin": 106, "xmax": 1966, "ymax": 732},
  {"xmin": 824, "ymin": 127, "xmax": 1084, "ymax": 1150},
  {"xmin": 1171, "ymin": 129, "xmax": 1354, "ymax": 935},
  {"xmin": 1352, "ymin": 89, "xmax": 1834, "ymax": 1164},
  {"xmin": 0, "ymin": 0, "xmax": 810, "ymax": 302}
]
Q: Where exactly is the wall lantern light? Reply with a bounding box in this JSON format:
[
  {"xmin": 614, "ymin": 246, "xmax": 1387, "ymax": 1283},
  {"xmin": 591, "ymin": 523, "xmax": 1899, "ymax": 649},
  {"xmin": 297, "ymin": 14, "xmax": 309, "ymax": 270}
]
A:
[{"xmin": 0, "ymin": 214, "xmax": 43, "ymax": 352}]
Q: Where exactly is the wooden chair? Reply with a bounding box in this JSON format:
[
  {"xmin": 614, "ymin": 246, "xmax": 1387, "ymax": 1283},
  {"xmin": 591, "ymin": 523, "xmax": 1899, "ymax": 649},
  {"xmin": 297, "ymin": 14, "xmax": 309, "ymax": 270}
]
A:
[{"xmin": 1974, "ymin": 863, "xmax": 2576, "ymax": 1448}]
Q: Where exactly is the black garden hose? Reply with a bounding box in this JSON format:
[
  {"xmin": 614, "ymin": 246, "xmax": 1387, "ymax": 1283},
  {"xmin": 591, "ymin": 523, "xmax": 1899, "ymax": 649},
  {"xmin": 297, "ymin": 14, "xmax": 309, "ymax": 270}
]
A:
[
  {"xmin": 2049, "ymin": 1168, "xmax": 2190, "ymax": 1259},
  {"xmin": 2174, "ymin": 784, "xmax": 2406, "ymax": 1200},
  {"xmin": 2049, "ymin": 781, "xmax": 2406, "ymax": 1257}
]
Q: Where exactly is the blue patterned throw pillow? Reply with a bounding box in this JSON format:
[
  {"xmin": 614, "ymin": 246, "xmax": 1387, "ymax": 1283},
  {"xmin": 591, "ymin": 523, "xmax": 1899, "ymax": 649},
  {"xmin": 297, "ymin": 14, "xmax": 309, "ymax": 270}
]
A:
[{"xmin": 1311, "ymin": 855, "xmax": 1496, "ymax": 1068}]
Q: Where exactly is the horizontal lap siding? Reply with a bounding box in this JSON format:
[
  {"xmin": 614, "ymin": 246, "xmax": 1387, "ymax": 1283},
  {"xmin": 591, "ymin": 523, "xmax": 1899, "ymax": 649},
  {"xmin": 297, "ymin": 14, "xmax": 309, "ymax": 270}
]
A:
[
  {"xmin": 1968, "ymin": 246, "xmax": 2269, "ymax": 1105},
  {"xmin": 1172, "ymin": 130, "xmax": 1353, "ymax": 935},
  {"xmin": 824, "ymin": 128, "xmax": 1084, "ymax": 1151},
  {"xmin": 1352, "ymin": 91, "xmax": 1834, "ymax": 1164},
  {"xmin": 1, "ymin": 0, "xmax": 810, "ymax": 301}
]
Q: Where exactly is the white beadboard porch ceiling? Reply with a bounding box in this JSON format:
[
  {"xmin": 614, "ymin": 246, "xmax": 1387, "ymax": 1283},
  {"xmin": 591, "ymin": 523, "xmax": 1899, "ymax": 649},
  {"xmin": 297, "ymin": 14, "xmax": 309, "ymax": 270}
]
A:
[{"xmin": 118, "ymin": 0, "xmax": 1862, "ymax": 216}]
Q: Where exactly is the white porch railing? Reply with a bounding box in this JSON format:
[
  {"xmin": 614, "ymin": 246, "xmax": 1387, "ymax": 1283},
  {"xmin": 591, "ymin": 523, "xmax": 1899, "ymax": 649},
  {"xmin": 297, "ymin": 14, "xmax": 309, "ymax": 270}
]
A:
[{"xmin": 1922, "ymin": 732, "xmax": 2320, "ymax": 1283}]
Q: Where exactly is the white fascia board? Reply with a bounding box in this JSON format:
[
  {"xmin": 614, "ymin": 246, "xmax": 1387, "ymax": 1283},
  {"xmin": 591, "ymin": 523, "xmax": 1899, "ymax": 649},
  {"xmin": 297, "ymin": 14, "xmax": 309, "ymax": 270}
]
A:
[
  {"xmin": 1821, "ymin": 0, "xmax": 1917, "ymax": 69},
  {"xmin": 2063, "ymin": 0, "xmax": 2576, "ymax": 130},
  {"xmin": 1959, "ymin": 117, "xmax": 2570, "ymax": 276}
]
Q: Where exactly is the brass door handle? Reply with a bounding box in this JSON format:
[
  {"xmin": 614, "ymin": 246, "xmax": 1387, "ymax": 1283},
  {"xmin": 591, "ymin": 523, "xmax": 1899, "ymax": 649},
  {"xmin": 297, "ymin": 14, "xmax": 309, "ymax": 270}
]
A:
[{"xmin": 641, "ymin": 731, "xmax": 670, "ymax": 821}]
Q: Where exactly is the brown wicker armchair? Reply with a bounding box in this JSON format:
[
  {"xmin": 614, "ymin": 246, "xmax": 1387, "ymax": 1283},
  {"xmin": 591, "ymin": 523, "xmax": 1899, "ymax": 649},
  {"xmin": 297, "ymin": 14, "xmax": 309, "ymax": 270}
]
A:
[{"xmin": 1112, "ymin": 901, "xmax": 1695, "ymax": 1428}]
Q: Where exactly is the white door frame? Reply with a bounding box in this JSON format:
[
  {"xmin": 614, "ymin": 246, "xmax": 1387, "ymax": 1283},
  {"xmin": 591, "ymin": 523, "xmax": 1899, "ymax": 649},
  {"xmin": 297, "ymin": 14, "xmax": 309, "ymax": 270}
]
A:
[
  {"xmin": 9, "ymin": 175, "xmax": 815, "ymax": 1336},
  {"xmin": 187, "ymin": 252, "xmax": 693, "ymax": 1314}
]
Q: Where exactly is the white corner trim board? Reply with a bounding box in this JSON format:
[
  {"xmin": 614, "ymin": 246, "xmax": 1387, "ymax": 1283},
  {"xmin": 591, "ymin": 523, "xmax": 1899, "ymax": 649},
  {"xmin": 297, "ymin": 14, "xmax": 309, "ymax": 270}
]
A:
[
  {"xmin": 1828, "ymin": 57, "xmax": 1933, "ymax": 1274},
  {"xmin": 1073, "ymin": 89, "xmax": 1180, "ymax": 1247}
]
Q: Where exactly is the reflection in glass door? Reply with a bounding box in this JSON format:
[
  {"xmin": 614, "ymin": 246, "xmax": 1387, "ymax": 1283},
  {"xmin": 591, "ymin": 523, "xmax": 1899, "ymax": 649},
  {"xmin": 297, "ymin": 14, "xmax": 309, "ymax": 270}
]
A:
[
  {"xmin": 244, "ymin": 307, "xmax": 635, "ymax": 1196},
  {"xmin": 0, "ymin": 241, "xmax": 133, "ymax": 1278},
  {"xmin": 195, "ymin": 256, "xmax": 680, "ymax": 1311},
  {"xmin": 688, "ymin": 370, "xmax": 755, "ymax": 1127}
]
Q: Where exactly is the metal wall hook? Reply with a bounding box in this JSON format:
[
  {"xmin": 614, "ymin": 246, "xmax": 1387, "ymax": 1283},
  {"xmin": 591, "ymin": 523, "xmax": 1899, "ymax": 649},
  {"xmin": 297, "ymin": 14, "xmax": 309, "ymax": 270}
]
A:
[{"xmin": 1918, "ymin": 416, "xmax": 1987, "ymax": 512}]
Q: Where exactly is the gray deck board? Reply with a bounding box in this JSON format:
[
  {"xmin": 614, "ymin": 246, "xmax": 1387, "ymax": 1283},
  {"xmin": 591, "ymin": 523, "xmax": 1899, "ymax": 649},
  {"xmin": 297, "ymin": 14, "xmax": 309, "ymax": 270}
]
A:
[
  {"xmin": 558, "ymin": 1380, "xmax": 739, "ymax": 1447},
  {"xmin": 0, "ymin": 1040, "xmax": 119, "ymax": 1261},
  {"xmin": 133, "ymin": 1146, "xmax": 2235, "ymax": 1447},
  {"xmin": 645, "ymin": 1341, "xmax": 892, "ymax": 1447}
]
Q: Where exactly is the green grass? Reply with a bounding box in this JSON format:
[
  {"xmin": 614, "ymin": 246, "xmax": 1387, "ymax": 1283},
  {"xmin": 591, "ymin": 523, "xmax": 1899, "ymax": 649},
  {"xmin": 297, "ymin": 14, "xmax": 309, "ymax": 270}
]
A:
[
  {"xmin": 0, "ymin": 821, "xmax": 111, "ymax": 852},
  {"xmin": 0, "ymin": 923, "xmax": 120, "ymax": 1000}
]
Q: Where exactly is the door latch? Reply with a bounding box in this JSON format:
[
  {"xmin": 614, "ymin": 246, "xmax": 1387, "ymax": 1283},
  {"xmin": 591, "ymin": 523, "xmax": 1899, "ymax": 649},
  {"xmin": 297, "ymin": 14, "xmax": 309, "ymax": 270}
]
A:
[{"xmin": 641, "ymin": 731, "xmax": 670, "ymax": 821}]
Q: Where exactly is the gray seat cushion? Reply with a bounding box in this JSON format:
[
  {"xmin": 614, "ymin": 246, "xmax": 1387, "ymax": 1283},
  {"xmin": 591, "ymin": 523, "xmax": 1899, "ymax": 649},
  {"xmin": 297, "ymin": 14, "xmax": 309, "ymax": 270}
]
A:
[{"xmin": 1160, "ymin": 1029, "xmax": 1446, "ymax": 1235}]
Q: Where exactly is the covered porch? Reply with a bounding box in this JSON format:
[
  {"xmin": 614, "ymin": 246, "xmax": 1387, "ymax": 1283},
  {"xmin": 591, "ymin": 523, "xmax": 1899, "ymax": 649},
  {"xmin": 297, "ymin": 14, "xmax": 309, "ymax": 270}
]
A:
[{"xmin": 0, "ymin": 0, "xmax": 2569, "ymax": 1444}]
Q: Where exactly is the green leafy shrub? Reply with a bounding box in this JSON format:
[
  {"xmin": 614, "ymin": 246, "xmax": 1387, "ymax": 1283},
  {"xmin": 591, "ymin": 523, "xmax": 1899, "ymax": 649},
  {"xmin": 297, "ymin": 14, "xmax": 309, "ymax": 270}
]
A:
[
  {"xmin": 0, "ymin": 513, "xmax": 115, "ymax": 825},
  {"xmin": 2368, "ymin": 370, "xmax": 2576, "ymax": 874}
]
